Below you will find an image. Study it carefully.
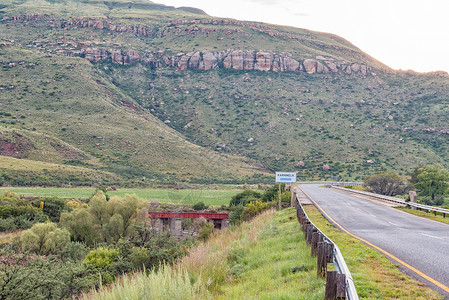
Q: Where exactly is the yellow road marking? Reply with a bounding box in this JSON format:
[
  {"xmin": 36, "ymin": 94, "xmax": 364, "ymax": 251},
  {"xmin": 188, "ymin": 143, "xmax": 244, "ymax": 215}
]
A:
[{"xmin": 300, "ymin": 187, "xmax": 449, "ymax": 294}]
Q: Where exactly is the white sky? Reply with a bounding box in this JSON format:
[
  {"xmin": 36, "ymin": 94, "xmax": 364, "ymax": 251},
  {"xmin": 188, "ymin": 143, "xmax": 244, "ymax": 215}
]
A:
[{"xmin": 155, "ymin": 0, "xmax": 449, "ymax": 73}]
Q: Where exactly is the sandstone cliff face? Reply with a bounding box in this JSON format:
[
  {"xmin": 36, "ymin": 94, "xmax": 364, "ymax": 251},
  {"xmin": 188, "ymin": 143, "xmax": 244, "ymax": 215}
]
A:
[{"xmin": 78, "ymin": 48, "xmax": 373, "ymax": 76}]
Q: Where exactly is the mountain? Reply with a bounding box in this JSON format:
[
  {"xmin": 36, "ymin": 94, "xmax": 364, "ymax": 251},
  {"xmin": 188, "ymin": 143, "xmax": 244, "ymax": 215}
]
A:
[{"xmin": 0, "ymin": 0, "xmax": 448, "ymax": 184}]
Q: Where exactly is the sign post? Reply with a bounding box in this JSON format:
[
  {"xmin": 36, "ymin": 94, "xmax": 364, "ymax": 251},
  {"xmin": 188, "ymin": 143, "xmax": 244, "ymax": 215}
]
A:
[{"xmin": 275, "ymin": 172, "xmax": 297, "ymax": 210}]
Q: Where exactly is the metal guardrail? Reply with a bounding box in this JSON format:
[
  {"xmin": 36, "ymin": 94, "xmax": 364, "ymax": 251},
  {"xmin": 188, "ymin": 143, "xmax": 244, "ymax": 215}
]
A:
[
  {"xmin": 297, "ymin": 181, "xmax": 363, "ymax": 186},
  {"xmin": 295, "ymin": 191, "xmax": 359, "ymax": 300},
  {"xmin": 333, "ymin": 186, "xmax": 449, "ymax": 216}
]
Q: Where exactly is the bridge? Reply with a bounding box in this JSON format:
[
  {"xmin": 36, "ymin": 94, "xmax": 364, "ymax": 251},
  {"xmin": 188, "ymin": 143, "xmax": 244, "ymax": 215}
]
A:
[{"xmin": 148, "ymin": 211, "xmax": 229, "ymax": 238}]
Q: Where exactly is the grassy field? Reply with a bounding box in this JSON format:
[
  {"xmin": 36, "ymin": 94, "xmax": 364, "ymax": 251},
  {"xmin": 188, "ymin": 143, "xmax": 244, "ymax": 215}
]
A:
[
  {"xmin": 85, "ymin": 208, "xmax": 325, "ymax": 300},
  {"xmin": 0, "ymin": 187, "xmax": 249, "ymax": 206},
  {"xmin": 304, "ymin": 205, "xmax": 442, "ymax": 299}
]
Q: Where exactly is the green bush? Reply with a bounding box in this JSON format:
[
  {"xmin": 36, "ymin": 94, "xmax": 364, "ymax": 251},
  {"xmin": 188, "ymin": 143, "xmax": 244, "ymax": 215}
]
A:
[
  {"xmin": 128, "ymin": 247, "xmax": 150, "ymax": 269},
  {"xmin": 229, "ymin": 205, "xmax": 244, "ymax": 225},
  {"xmin": 20, "ymin": 222, "xmax": 70, "ymax": 255},
  {"xmin": 0, "ymin": 193, "xmax": 47, "ymax": 231},
  {"xmin": 230, "ymin": 190, "xmax": 262, "ymax": 206},
  {"xmin": 242, "ymin": 201, "xmax": 268, "ymax": 221},
  {"xmin": 84, "ymin": 247, "xmax": 119, "ymax": 269},
  {"xmin": 32, "ymin": 197, "xmax": 68, "ymax": 222},
  {"xmin": 0, "ymin": 255, "xmax": 100, "ymax": 300},
  {"xmin": 192, "ymin": 202, "xmax": 208, "ymax": 211}
]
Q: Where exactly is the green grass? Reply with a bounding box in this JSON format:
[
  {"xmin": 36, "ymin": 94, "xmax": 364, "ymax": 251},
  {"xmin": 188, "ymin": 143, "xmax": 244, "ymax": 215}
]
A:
[
  {"xmin": 217, "ymin": 207, "xmax": 324, "ymax": 299},
  {"xmin": 304, "ymin": 205, "xmax": 442, "ymax": 299},
  {"xmin": 0, "ymin": 187, "xmax": 248, "ymax": 206},
  {"xmin": 397, "ymin": 208, "xmax": 449, "ymax": 225}
]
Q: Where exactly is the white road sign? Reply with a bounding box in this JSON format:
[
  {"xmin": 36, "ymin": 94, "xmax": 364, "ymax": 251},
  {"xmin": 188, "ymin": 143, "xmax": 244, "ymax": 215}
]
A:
[{"xmin": 275, "ymin": 172, "xmax": 297, "ymax": 183}]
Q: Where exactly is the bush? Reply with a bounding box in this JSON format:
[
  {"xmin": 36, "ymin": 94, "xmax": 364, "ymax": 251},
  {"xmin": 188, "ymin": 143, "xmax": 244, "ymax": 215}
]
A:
[
  {"xmin": 230, "ymin": 190, "xmax": 262, "ymax": 206},
  {"xmin": 0, "ymin": 193, "xmax": 47, "ymax": 231},
  {"xmin": 20, "ymin": 222, "xmax": 71, "ymax": 255},
  {"xmin": 33, "ymin": 197, "xmax": 68, "ymax": 222},
  {"xmin": 192, "ymin": 202, "xmax": 208, "ymax": 211},
  {"xmin": 128, "ymin": 247, "xmax": 150, "ymax": 269},
  {"xmin": 242, "ymin": 201, "xmax": 268, "ymax": 221},
  {"xmin": 229, "ymin": 205, "xmax": 244, "ymax": 225},
  {"xmin": 0, "ymin": 255, "xmax": 100, "ymax": 300},
  {"xmin": 262, "ymin": 184, "xmax": 285, "ymax": 203},
  {"xmin": 84, "ymin": 247, "xmax": 119, "ymax": 269}
]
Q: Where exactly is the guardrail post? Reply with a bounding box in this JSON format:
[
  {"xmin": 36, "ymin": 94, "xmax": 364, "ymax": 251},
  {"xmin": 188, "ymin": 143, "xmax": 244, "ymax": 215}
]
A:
[
  {"xmin": 291, "ymin": 187, "xmax": 297, "ymax": 207},
  {"xmin": 336, "ymin": 273, "xmax": 347, "ymax": 299},
  {"xmin": 325, "ymin": 271, "xmax": 347, "ymax": 299},
  {"xmin": 311, "ymin": 231, "xmax": 321, "ymax": 256},
  {"xmin": 306, "ymin": 225, "xmax": 314, "ymax": 244},
  {"xmin": 326, "ymin": 243, "xmax": 334, "ymax": 263},
  {"xmin": 317, "ymin": 241, "xmax": 330, "ymax": 277},
  {"xmin": 409, "ymin": 191, "xmax": 417, "ymax": 210}
]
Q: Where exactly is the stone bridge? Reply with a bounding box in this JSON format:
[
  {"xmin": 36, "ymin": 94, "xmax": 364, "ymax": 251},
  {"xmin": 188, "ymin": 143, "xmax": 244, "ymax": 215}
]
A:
[{"xmin": 148, "ymin": 211, "xmax": 229, "ymax": 238}]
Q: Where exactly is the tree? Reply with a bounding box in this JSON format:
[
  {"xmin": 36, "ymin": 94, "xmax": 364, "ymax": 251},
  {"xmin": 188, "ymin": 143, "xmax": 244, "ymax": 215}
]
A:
[
  {"xmin": 20, "ymin": 222, "xmax": 70, "ymax": 255},
  {"xmin": 364, "ymin": 172, "xmax": 412, "ymax": 196},
  {"xmin": 60, "ymin": 209, "xmax": 99, "ymax": 245},
  {"xmin": 414, "ymin": 165, "xmax": 449, "ymax": 201}
]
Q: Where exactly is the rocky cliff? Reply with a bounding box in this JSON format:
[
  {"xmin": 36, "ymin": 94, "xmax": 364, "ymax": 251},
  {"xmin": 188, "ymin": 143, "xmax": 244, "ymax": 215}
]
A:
[
  {"xmin": 71, "ymin": 48, "xmax": 372, "ymax": 76},
  {"xmin": 3, "ymin": 14, "xmax": 374, "ymax": 76}
]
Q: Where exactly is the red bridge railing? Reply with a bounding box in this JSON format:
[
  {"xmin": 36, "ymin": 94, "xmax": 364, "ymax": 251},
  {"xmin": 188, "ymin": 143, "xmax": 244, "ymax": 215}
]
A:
[{"xmin": 148, "ymin": 211, "xmax": 229, "ymax": 219}]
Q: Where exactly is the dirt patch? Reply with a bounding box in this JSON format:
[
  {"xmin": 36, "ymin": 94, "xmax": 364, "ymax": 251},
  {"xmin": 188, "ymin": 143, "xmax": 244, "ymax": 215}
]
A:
[{"xmin": 0, "ymin": 134, "xmax": 34, "ymax": 158}]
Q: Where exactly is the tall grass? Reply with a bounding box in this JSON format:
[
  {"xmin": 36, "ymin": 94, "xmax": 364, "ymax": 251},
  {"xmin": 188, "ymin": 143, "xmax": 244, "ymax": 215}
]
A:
[
  {"xmin": 83, "ymin": 265, "xmax": 209, "ymax": 300},
  {"xmin": 178, "ymin": 209, "xmax": 276, "ymax": 293}
]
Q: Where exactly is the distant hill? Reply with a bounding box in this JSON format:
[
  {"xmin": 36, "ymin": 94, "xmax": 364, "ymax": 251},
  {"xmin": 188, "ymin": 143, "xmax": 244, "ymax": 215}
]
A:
[{"xmin": 0, "ymin": 0, "xmax": 448, "ymax": 184}]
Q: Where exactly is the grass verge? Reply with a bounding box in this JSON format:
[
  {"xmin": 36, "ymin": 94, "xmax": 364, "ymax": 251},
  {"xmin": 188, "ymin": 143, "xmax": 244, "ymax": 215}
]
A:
[
  {"xmin": 397, "ymin": 208, "xmax": 449, "ymax": 225},
  {"xmin": 303, "ymin": 205, "xmax": 443, "ymax": 299}
]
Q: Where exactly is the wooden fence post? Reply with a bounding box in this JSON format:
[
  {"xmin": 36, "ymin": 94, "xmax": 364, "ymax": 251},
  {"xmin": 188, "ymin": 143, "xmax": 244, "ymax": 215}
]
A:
[
  {"xmin": 317, "ymin": 242, "xmax": 327, "ymax": 277},
  {"xmin": 336, "ymin": 273, "xmax": 347, "ymax": 299},
  {"xmin": 311, "ymin": 231, "xmax": 319, "ymax": 256},
  {"xmin": 326, "ymin": 243, "xmax": 334, "ymax": 263},
  {"xmin": 325, "ymin": 271, "xmax": 337, "ymax": 299},
  {"xmin": 325, "ymin": 271, "xmax": 347, "ymax": 299},
  {"xmin": 306, "ymin": 224, "xmax": 314, "ymax": 245}
]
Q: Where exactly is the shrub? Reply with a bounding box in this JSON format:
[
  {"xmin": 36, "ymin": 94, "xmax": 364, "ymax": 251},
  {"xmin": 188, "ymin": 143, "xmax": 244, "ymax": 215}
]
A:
[
  {"xmin": 84, "ymin": 247, "xmax": 119, "ymax": 269},
  {"xmin": 33, "ymin": 197, "xmax": 68, "ymax": 222},
  {"xmin": 229, "ymin": 205, "xmax": 244, "ymax": 225},
  {"xmin": 242, "ymin": 201, "xmax": 268, "ymax": 221},
  {"xmin": 20, "ymin": 222, "xmax": 70, "ymax": 255},
  {"xmin": 128, "ymin": 247, "xmax": 150, "ymax": 270},
  {"xmin": 230, "ymin": 190, "xmax": 262, "ymax": 206},
  {"xmin": 60, "ymin": 209, "xmax": 100, "ymax": 245},
  {"xmin": 0, "ymin": 255, "xmax": 100, "ymax": 300},
  {"xmin": 192, "ymin": 202, "xmax": 208, "ymax": 211}
]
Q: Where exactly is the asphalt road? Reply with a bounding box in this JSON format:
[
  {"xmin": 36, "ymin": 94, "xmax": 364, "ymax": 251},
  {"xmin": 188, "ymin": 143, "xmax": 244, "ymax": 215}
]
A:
[{"xmin": 300, "ymin": 184, "xmax": 449, "ymax": 298}]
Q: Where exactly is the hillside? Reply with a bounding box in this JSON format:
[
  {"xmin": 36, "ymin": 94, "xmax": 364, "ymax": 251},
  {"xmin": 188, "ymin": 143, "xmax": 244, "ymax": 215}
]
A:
[{"xmin": 0, "ymin": 0, "xmax": 448, "ymax": 183}]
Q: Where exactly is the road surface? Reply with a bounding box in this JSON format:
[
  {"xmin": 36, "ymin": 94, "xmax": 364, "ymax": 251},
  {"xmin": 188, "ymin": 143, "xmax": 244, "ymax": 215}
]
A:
[{"xmin": 300, "ymin": 184, "xmax": 449, "ymax": 297}]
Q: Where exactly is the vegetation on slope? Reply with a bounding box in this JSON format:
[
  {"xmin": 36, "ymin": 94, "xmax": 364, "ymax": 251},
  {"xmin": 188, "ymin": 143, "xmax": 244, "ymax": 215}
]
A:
[{"xmin": 0, "ymin": 45, "xmax": 268, "ymax": 185}]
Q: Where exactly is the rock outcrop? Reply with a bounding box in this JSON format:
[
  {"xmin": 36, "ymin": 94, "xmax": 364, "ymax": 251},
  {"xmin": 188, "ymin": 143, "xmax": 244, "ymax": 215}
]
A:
[{"xmin": 76, "ymin": 48, "xmax": 374, "ymax": 75}]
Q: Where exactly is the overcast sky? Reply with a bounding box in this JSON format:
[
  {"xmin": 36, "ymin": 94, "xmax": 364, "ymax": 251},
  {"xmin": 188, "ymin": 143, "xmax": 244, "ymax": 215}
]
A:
[{"xmin": 155, "ymin": 0, "xmax": 449, "ymax": 73}]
